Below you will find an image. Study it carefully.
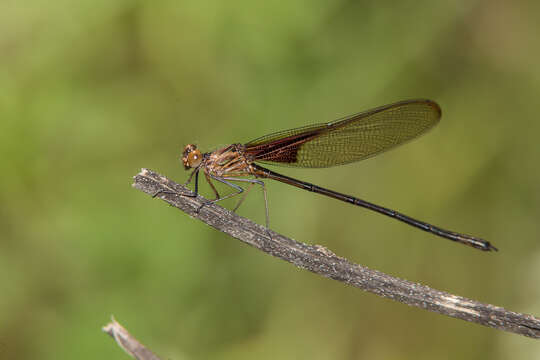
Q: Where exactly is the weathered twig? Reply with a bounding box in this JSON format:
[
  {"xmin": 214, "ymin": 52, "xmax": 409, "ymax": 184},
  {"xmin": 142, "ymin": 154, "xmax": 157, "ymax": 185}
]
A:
[
  {"xmin": 103, "ymin": 316, "xmax": 161, "ymax": 360},
  {"xmin": 133, "ymin": 168, "xmax": 540, "ymax": 339}
]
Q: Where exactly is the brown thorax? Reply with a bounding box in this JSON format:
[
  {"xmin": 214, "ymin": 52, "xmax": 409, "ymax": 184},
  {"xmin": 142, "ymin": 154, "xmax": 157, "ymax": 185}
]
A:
[{"xmin": 181, "ymin": 143, "xmax": 251, "ymax": 177}]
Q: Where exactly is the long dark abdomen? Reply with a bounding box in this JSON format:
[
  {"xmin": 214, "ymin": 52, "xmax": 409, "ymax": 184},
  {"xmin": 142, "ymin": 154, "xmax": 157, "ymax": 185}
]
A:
[{"xmin": 252, "ymin": 164, "xmax": 495, "ymax": 251}]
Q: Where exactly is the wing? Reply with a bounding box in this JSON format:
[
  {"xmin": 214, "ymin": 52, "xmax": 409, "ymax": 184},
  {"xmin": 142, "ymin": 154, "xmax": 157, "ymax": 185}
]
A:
[{"xmin": 244, "ymin": 99, "xmax": 441, "ymax": 168}]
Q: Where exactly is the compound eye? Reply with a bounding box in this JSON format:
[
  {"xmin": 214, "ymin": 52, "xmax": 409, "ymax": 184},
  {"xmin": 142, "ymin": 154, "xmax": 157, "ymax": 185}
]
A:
[
  {"xmin": 182, "ymin": 144, "xmax": 202, "ymax": 169},
  {"xmin": 188, "ymin": 150, "xmax": 202, "ymax": 167}
]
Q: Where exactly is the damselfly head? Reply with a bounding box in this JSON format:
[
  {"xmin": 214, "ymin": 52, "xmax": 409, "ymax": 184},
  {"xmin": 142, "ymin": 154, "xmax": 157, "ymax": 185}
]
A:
[{"xmin": 182, "ymin": 144, "xmax": 202, "ymax": 170}]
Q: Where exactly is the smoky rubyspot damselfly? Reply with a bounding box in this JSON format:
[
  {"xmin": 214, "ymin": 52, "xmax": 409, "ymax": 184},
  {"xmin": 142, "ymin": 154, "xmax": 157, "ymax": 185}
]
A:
[{"xmin": 171, "ymin": 99, "xmax": 496, "ymax": 252}]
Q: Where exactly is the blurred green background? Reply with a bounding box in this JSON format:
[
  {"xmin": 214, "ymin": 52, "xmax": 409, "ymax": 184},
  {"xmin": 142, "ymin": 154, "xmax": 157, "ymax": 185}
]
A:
[{"xmin": 1, "ymin": 1, "xmax": 540, "ymax": 359}]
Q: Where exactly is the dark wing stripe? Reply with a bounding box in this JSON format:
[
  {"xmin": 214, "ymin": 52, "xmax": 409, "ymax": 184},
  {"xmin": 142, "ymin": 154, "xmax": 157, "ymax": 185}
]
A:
[{"xmin": 246, "ymin": 130, "xmax": 323, "ymax": 164}]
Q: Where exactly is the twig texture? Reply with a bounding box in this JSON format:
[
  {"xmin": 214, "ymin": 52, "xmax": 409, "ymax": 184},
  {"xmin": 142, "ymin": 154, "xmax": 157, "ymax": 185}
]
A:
[
  {"xmin": 103, "ymin": 316, "xmax": 161, "ymax": 360},
  {"xmin": 133, "ymin": 168, "xmax": 540, "ymax": 339}
]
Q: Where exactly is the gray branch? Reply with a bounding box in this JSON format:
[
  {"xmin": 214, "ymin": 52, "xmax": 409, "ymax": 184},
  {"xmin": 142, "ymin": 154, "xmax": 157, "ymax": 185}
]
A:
[
  {"xmin": 133, "ymin": 168, "xmax": 540, "ymax": 339},
  {"xmin": 103, "ymin": 316, "xmax": 161, "ymax": 360}
]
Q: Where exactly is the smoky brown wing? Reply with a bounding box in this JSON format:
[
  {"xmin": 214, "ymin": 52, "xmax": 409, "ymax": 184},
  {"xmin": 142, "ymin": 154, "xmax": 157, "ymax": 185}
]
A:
[{"xmin": 244, "ymin": 99, "xmax": 441, "ymax": 168}]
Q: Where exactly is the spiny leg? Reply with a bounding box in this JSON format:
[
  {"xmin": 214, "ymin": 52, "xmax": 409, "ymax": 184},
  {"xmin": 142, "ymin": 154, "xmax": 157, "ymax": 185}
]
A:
[
  {"xmin": 183, "ymin": 168, "xmax": 199, "ymax": 188},
  {"xmin": 208, "ymin": 175, "xmax": 246, "ymax": 203},
  {"xmin": 195, "ymin": 172, "xmax": 221, "ymax": 214},
  {"xmin": 232, "ymin": 182, "xmax": 255, "ymax": 212},
  {"xmin": 195, "ymin": 175, "xmax": 272, "ymax": 237},
  {"xmin": 195, "ymin": 173, "xmax": 244, "ymax": 214},
  {"xmin": 152, "ymin": 169, "xmax": 199, "ymax": 198},
  {"xmin": 205, "ymin": 171, "xmax": 221, "ymax": 200},
  {"xmin": 220, "ymin": 177, "xmax": 270, "ymax": 233}
]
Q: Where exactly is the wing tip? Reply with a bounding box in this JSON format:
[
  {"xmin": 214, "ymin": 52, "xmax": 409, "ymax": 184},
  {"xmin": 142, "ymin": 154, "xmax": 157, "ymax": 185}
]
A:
[
  {"xmin": 422, "ymin": 99, "xmax": 442, "ymax": 119},
  {"xmin": 394, "ymin": 99, "xmax": 442, "ymax": 120}
]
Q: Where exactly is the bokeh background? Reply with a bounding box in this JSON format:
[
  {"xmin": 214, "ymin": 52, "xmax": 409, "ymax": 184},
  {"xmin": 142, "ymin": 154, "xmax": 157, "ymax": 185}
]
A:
[{"xmin": 1, "ymin": 1, "xmax": 540, "ymax": 359}]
